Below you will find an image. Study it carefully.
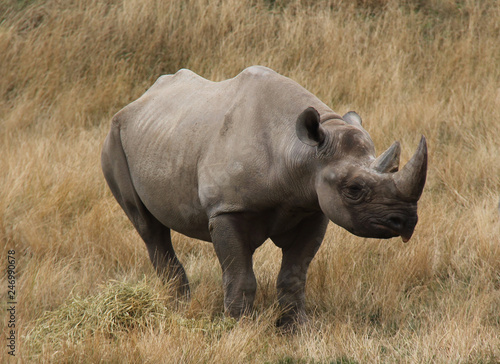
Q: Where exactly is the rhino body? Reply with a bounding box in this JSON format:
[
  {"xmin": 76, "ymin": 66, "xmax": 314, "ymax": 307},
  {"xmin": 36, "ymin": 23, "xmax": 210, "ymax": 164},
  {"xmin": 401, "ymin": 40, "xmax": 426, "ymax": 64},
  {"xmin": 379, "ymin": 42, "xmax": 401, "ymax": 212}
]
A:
[{"xmin": 101, "ymin": 66, "xmax": 427, "ymax": 326}]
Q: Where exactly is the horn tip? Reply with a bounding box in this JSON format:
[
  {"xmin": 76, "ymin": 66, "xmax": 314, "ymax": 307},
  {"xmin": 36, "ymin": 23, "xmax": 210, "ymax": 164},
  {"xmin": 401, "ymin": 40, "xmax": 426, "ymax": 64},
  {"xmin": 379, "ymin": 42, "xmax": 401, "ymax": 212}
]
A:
[
  {"xmin": 394, "ymin": 140, "xmax": 401, "ymax": 151},
  {"xmin": 419, "ymin": 135, "xmax": 428, "ymax": 156}
]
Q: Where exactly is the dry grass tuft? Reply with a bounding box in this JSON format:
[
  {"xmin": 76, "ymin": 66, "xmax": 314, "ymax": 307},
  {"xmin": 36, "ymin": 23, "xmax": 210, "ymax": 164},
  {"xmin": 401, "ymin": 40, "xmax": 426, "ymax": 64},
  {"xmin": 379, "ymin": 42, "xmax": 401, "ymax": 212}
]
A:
[
  {"xmin": 25, "ymin": 278, "xmax": 173, "ymax": 346},
  {"xmin": 1, "ymin": 0, "xmax": 499, "ymax": 362}
]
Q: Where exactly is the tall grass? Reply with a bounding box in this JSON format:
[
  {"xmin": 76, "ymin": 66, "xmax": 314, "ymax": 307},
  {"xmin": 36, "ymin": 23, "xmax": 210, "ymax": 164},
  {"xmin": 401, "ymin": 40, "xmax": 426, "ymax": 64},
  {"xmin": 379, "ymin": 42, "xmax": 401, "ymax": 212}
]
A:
[{"xmin": 1, "ymin": 0, "xmax": 499, "ymax": 362}]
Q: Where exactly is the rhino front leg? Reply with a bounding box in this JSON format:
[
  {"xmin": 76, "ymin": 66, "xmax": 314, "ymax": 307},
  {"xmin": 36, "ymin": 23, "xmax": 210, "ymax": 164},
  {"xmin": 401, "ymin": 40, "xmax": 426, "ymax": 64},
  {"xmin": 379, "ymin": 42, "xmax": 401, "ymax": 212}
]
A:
[
  {"xmin": 272, "ymin": 213, "xmax": 328, "ymax": 328},
  {"xmin": 209, "ymin": 213, "xmax": 267, "ymax": 318}
]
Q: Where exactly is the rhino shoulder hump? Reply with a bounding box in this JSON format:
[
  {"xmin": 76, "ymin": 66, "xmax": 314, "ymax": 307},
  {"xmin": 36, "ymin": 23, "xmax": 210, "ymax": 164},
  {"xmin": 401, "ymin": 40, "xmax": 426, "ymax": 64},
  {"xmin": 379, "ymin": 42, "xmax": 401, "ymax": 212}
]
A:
[
  {"xmin": 147, "ymin": 69, "xmax": 207, "ymax": 93},
  {"xmin": 240, "ymin": 65, "xmax": 278, "ymax": 79}
]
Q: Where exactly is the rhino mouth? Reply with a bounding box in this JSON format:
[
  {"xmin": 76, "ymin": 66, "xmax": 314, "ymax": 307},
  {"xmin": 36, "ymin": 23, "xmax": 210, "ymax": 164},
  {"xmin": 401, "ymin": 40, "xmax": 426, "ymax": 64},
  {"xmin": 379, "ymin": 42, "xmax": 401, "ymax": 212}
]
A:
[
  {"xmin": 371, "ymin": 223, "xmax": 401, "ymax": 239},
  {"xmin": 371, "ymin": 222, "xmax": 414, "ymax": 242}
]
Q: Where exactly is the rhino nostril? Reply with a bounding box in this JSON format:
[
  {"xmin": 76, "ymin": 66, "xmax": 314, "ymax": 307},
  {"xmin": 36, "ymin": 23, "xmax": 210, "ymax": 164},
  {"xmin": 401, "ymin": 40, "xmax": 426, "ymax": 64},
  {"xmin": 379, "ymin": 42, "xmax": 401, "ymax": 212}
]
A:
[{"xmin": 388, "ymin": 216, "xmax": 404, "ymax": 231}]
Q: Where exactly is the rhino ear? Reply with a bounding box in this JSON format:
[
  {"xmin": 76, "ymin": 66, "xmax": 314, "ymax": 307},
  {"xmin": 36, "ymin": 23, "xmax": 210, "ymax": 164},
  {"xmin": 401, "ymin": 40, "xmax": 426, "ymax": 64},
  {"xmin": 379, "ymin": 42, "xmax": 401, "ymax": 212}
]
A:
[
  {"xmin": 343, "ymin": 111, "xmax": 362, "ymax": 127},
  {"xmin": 296, "ymin": 107, "xmax": 325, "ymax": 147}
]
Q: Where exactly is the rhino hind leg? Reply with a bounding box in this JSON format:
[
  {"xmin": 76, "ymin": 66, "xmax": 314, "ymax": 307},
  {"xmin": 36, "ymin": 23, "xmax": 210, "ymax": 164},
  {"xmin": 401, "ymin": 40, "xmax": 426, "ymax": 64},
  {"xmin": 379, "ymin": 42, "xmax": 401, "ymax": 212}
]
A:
[
  {"xmin": 101, "ymin": 123, "xmax": 189, "ymax": 297},
  {"xmin": 271, "ymin": 213, "xmax": 328, "ymax": 329}
]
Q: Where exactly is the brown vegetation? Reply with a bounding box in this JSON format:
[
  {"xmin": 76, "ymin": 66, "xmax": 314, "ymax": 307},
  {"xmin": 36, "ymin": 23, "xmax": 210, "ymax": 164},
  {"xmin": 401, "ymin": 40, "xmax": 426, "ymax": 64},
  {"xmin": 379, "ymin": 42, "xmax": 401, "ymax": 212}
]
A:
[{"xmin": 1, "ymin": 0, "xmax": 499, "ymax": 362}]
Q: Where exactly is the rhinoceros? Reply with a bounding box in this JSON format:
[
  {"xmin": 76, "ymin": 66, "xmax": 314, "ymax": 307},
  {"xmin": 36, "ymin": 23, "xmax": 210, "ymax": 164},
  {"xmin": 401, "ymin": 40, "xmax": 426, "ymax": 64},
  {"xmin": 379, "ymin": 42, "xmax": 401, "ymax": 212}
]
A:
[{"xmin": 101, "ymin": 66, "xmax": 427, "ymax": 326}]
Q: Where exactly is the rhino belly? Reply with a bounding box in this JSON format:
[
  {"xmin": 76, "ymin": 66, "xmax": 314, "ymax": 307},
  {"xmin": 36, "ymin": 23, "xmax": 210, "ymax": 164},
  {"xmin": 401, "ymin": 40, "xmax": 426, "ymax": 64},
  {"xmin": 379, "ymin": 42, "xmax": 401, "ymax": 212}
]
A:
[
  {"xmin": 137, "ymin": 176, "xmax": 212, "ymax": 241},
  {"xmin": 126, "ymin": 150, "xmax": 212, "ymax": 242}
]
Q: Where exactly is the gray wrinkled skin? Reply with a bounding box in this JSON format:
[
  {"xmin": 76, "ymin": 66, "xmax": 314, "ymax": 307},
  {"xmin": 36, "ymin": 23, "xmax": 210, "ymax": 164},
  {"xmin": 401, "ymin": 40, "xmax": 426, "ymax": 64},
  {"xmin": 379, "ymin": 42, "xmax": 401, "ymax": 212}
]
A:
[{"xmin": 101, "ymin": 66, "xmax": 427, "ymax": 328}]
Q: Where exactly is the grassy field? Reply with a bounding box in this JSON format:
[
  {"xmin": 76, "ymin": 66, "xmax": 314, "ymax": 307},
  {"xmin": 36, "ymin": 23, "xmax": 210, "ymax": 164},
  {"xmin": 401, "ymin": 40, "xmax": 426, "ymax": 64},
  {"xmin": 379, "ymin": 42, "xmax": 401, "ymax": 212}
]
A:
[{"xmin": 1, "ymin": 0, "xmax": 499, "ymax": 362}]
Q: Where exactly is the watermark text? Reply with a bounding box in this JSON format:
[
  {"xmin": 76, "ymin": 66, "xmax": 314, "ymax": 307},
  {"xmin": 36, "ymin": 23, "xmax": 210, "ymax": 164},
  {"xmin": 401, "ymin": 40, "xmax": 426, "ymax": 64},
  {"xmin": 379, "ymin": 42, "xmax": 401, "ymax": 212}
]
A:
[{"xmin": 6, "ymin": 250, "xmax": 16, "ymax": 357}]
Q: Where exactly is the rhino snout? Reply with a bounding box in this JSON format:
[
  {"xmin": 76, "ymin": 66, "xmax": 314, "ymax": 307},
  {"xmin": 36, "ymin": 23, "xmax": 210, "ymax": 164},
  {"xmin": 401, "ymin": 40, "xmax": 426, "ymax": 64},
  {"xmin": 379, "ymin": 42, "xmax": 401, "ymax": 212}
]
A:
[
  {"xmin": 386, "ymin": 213, "xmax": 418, "ymax": 242},
  {"xmin": 371, "ymin": 212, "xmax": 417, "ymax": 242}
]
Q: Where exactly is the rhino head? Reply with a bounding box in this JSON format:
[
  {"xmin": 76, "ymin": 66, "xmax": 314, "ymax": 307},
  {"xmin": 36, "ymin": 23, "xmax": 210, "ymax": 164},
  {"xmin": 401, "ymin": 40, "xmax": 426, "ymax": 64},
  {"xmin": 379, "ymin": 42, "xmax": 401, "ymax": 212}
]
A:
[{"xmin": 296, "ymin": 107, "xmax": 427, "ymax": 242}]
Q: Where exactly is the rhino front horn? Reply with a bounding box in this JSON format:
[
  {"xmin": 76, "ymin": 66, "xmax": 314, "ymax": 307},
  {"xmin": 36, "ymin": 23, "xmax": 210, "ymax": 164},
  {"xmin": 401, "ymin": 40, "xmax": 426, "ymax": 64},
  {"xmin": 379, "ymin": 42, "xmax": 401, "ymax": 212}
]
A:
[{"xmin": 393, "ymin": 136, "xmax": 428, "ymax": 201}]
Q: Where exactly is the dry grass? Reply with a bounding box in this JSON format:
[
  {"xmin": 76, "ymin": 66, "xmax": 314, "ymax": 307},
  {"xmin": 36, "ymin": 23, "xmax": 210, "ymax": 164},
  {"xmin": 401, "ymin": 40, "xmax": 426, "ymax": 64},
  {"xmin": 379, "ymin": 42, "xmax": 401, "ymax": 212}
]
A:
[{"xmin": 1, "ymin": 0, "xmax": 499, "ymax": 362}]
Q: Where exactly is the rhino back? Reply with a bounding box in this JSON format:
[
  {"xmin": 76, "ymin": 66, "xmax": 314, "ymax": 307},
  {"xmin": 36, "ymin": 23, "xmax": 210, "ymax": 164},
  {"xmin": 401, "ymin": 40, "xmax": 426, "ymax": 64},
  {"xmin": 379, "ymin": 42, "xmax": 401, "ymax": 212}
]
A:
[{"xmin": 115, "ymin": 66, "xmax": 338, "ymax": 239}]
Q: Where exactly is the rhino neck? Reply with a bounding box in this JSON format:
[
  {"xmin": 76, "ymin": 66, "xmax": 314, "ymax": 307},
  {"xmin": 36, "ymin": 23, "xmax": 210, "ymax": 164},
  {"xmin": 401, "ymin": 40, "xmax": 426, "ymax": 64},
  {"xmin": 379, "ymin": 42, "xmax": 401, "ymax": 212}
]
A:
[
  {"xmin": 277, "ymin": 136, "xmax": 324, "ymax": 212},
  {"xmin": 274, "ymin": 111, "xmax": 345, "ymax": 213}
]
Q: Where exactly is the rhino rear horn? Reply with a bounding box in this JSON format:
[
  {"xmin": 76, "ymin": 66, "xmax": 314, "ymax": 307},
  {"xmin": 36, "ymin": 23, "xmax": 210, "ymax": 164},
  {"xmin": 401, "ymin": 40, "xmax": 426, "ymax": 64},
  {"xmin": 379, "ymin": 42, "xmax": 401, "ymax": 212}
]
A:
[
  {"xmin": 393, "ymin": 136, "xmax": 428, "ymax": 201},
  {"xmin": 371, "ymin": 141, "xmax": 401, "ymax": 173}
]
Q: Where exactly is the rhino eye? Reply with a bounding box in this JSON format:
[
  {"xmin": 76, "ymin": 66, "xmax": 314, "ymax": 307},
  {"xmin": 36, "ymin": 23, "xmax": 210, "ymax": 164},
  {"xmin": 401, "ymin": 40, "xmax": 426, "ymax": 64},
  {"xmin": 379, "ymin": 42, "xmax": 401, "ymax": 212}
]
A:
[
  {"xmin": 348, "ymin": 184, "xmax": 362, "ymax": 195},
  {"xmin": 343, "ymin": 182, "xmax": 366, "ymax": 202},
  {"xmin": 348, "ymin": 184, "xmax": 362, "ymax": 193}
]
